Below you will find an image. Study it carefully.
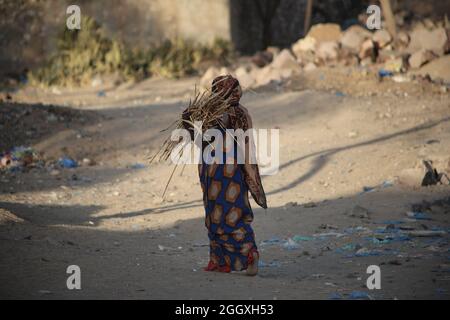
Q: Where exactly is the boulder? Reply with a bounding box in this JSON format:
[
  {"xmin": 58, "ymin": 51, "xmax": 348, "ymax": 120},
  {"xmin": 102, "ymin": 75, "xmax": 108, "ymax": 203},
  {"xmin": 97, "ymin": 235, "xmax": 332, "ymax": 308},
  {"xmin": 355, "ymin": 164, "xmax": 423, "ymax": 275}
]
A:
[
  {"xmin": 340, "ymin": 25, "xmax": 372, "ymax": 51},
  {"xmin": 372, "ymin": 30, "xmax": 392, "ymax": 48},
  {"xmin": 408, "ymin": 49, "xmax": 437, "ymax": 69},
  {"xmin": 358, "ymin": 39, "xmax": 376, "ymax": 60},
  {"xmin": 271, "ymin": 49, "xmax": 301, "ymax": 72},
  {"xmin": 251, "ymin": 51, "xmax": 273, "ymax": 68},
  {"xmin": 303, "ymin": 62, "xmax": 317, "ymax": 72},
  {"xmin": 292, "ymin": 36, "xmax": 317, "ymax": 56},
  {"xmin": 307, "ymin": 23, "xmax": 342, "ymax": 43},
  {"xmin": 316, "ymin": 41, "xmax": 339, "ymax": 61},
  {"xmin": 253, "ymin": 66, "xmax": 282, "ymax": 87},
  {"xmin": 408, "ymin": 26, "xmax": 449, "ymax": 56},
  {"xmin": 410, "ymin": 55, "xmax": 450, "ymax": 83}
]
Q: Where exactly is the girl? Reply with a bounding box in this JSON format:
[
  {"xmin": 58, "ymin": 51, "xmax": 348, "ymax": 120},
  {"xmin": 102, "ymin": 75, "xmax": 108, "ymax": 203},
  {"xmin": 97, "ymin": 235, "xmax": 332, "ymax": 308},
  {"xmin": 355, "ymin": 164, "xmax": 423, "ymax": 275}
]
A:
[{"xmin": 183, "ymin": 75, "xmax": 267, "ymax": 276}]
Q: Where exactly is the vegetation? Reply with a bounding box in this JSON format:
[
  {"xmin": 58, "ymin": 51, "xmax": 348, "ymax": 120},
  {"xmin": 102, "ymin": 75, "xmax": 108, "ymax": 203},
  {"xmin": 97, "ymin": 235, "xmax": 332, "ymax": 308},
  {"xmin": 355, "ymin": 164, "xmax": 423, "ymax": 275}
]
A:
[{"xmin": 29, "ymin": 16, "xmax": 233, "ymax": 87}]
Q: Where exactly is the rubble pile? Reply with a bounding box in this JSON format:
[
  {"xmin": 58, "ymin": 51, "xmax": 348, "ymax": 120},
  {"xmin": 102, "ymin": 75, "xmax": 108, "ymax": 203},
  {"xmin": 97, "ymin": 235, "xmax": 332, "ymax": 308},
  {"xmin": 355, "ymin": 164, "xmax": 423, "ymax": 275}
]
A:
[{"xmin": 201, "ymin": 19, "xmax": 450, "ymax": 89}]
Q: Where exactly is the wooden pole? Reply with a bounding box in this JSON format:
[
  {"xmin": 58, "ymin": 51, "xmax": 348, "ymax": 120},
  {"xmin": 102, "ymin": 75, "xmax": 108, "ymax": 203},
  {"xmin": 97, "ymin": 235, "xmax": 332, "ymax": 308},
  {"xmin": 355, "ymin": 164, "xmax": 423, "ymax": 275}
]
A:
[
  {"xmin": 380, "ymin": 0, "xmax": 397, "ymax": 38},
  {"xmin": 304, "ymin": 0, "xmax": 314, "ymax": 36}
]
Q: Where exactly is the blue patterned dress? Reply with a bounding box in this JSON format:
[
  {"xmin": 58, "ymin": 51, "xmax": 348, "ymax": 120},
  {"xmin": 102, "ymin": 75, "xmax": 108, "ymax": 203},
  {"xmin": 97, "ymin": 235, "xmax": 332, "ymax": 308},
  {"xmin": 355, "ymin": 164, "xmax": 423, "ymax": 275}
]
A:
[{"xmin": 200, "ymin": 145, "xmax": 257, "ymax": 272}]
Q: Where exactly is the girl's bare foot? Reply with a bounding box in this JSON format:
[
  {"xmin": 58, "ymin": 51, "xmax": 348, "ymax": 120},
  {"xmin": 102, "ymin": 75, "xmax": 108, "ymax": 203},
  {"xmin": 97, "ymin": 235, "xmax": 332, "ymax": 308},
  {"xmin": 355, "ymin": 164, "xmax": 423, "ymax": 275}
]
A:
[{"xmin": 246, "ymin": 251, "xmax": 259, "ymax": 276}]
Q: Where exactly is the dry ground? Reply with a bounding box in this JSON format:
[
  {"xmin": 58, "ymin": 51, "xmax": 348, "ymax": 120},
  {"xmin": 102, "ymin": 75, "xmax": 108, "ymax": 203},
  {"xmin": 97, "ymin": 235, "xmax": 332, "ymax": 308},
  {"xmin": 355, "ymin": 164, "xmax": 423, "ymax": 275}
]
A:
[{"xmin": 1, "ymin": 67, "xmax": 449, "ymax": 299}]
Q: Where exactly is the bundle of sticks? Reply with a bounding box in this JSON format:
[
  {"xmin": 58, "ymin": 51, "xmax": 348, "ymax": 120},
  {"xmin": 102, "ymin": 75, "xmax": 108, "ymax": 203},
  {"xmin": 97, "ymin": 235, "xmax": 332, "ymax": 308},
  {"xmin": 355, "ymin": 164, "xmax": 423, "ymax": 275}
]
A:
[
  {"xmin": 148, "ymin": 86, "xmax": 233, "ymax": 197},
  {"xmin": 149, "ymin": 87, "xmax": 233, "ymax": 164}
]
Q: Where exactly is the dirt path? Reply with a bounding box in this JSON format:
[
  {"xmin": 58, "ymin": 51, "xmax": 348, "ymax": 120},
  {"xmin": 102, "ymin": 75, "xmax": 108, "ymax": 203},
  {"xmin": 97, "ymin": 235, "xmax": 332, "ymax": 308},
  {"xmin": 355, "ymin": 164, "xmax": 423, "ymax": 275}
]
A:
[{"xmin": 1, "ymin": 68, "xmax": 450, "ymax": 299}]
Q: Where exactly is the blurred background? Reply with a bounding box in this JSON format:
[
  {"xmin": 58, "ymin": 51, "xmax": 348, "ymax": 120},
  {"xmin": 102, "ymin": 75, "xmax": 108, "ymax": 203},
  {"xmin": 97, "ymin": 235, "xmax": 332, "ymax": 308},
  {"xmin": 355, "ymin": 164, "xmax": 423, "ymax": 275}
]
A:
[{"xmin": 1, "ymin": 0, "xmax": 449, "ymax": 87}]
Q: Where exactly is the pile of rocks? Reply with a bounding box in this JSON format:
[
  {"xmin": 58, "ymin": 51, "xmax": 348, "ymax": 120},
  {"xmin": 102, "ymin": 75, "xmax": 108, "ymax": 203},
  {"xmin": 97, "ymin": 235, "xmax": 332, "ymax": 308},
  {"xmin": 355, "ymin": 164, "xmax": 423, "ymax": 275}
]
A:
[{"xmin": 200, "ymin": 21, "xmax": 450, "ymax": 89}]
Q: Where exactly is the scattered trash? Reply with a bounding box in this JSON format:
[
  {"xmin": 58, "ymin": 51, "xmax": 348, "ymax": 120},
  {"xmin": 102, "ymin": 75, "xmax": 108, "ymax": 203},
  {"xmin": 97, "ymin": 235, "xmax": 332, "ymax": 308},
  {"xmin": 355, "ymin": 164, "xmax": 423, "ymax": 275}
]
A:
[
  {"xmin": 58, "ymin": 157, "xmax": 78, "ymax": 168},
  {"xmin": 0, "ymin": 146, "xmax": 36, "ymax": 171},
  {"xmin": 258, "ymin": 260, "xmax": 281, "ymax": 268},
  {"xmin": 328, "ymin": 292, "xmax": 343, "ymax": 300},
  {"xmin": 313, "ymin": 232, "xmax": 345, "ymax": 238},
  {"xmin": 378, "ymin": 69, "xmax": 393, "ymax": 78},
  {"xmin": 366, "ymin": 235, "xmax": 410, "ymax": 245},
  {"xmin": 354, "ymin": 247, "xmax": 381, "ymax": 257},
  {"xmin": 348, "ymin": 291, "xmax": 371, "ymax": 300},
  {"xmin": 360, "ymin": 180, "xmax": 393, "ymax": 194},
  {"xmin": 406, "ymin": 211, "xmax": 431, "ymax": 220},
  {"xmin": 260, "ymin": 237, "xmax": 283, "ymax": 246},
  {"xmin": 335, "ymin": 91, "xmax": 345, "ymax": 97},
  {"xmin": 97, "ymin": 90, "xmax": 106, "ymax": 97},
  {"xmin": 292, "ymin": 235, "xmax": 314, "ymax": 242},
  {"xmin": 282, "ymin": 238, "xmax": 300, "ymax": 250},
  {"xmin": 130, "ymin": 163, "xmax": 146, "ymax": 169},
  {"xmin": 344, "ymin": 226, "xmax": 372, "ymax": 235},
  {"xmin": 379, "ymin": 220, "xmax": 404, "ymax": 225}
]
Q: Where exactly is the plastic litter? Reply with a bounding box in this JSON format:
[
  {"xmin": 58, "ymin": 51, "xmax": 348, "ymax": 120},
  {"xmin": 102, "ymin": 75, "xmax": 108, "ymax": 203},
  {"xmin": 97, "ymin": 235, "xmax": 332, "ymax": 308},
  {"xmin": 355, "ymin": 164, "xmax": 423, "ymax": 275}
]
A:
[
  {"xmin": 292, "ymin": 235, "xmax": 314, "ymax": 242},
  {"xmin": 260, "ymin": 237, "xmax": 282, "ymax": 246},
  {"xmin": 258, "ymin": 260, "xmax": 281, "ymax": 268},
  {"xmin": 329, "ymin": 292, "xmax": 343, "ymax": 300},
  {"xmin": 406, "ymin": 211, "xmax": 431, "ymax": 220},
  {"xmin": 378, "ymin": 69, "xmax": 393, "ymax": 78},
  {"xmin": 130, "ymin": 163, "xmax": 146, "ymax": 169},
  {"xmin": 349, "ymin": 291, "xmax": 371, "ymax": 300},
  {"xmin": 360, "ymin": 180, "xmax": 393, "ymax": 194},
  {"xmin": 0, "ymin": 146, "xmax": 36, "ymax": 171},
  {"xmin": 282, "ymin": 238, "xmax": 300, "ymax": 250},
  {"xmin": 59, "ymin": 157, "xmax": 78, "ymax": 168}
]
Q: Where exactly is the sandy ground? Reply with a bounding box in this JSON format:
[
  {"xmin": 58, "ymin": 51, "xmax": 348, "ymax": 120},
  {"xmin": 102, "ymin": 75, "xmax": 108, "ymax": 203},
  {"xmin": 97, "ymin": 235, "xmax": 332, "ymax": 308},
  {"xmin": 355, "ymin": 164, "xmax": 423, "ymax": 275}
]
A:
[{"xmin": 1, "ymin": 67, "xmax": 450, "ymax": 299}]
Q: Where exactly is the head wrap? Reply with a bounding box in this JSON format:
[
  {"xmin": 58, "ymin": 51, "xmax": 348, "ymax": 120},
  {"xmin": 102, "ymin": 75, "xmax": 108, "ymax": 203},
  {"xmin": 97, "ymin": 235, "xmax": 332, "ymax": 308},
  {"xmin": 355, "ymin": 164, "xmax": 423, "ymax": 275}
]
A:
[{"xmin": 211, "ymin": 75, "xmax": 241, "ymax": 106}]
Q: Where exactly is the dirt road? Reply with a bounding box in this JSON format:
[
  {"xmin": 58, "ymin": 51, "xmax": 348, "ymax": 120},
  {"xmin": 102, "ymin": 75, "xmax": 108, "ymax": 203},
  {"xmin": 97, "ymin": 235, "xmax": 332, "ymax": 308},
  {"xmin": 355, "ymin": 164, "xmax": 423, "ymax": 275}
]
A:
[{"xmin": 1, "ymin": 67, "xmax": 450, "ymax": 299}]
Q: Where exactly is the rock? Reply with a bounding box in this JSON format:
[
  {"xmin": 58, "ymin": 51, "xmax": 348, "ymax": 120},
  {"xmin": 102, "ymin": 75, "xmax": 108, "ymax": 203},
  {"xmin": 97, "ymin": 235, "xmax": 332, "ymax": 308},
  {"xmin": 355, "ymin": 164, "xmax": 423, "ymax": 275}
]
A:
[
  {"xmin": 307, "ymin": 23, "xmax": 342, "ymax": 43},
  {"xmin": 251, "ymin": 51, "xmax": 273, "ymax": 68},
  {"xmin": 397, "ymin": 31, "xmax": 410, "ymax": 46},
  {"xmin": 303, "ymin": 62, "xmax": 317, "ymax": 72},
  {"xmin": 316, "ymin": 41, "xmax": 339, "ymax": 61},
  {"xmin": 82, "ymin": 158, "xmax": 93, "ymax": 166},
  {"xmin": 409, "ymin": 55, "xmax": 450, "ymax": 82},
  {"xmin": 253, "ymin": 66, "xmax": 282, "ymax": 87},
  {"xmin": 408, "ymin": 26, "xmax": 450, "ymax": 56},
  {"xmin": 358, "ymin": 39, "xmax": 376, "ymax": 60},
  {"xmin": 266, "ymin": 46, "xmax": 280, "ymax": 58},
  {"xmin": 372, "ymin": 30, "xmax": 392, "ymax": 48},
  {"xmin": 340, "ymin": 25, "xmax": 372, "ymax": 51},
  {"xmin": 408, "ymin": 49, "xmax": 437, "ymax": 69},
  {"xmin": 349, "ymin": 205, "xmax": 370, "ymax": 219},
  {"xmin": 234, "ymin": 67, "xmax": 255, "ymax": 89},
  {"xmin": 292, "ymin": 36, "xmax": 317, "ymax": 56},
  {"xmin": 271, "ymin": 49, "xmax": 301, "ymax": 72}
]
